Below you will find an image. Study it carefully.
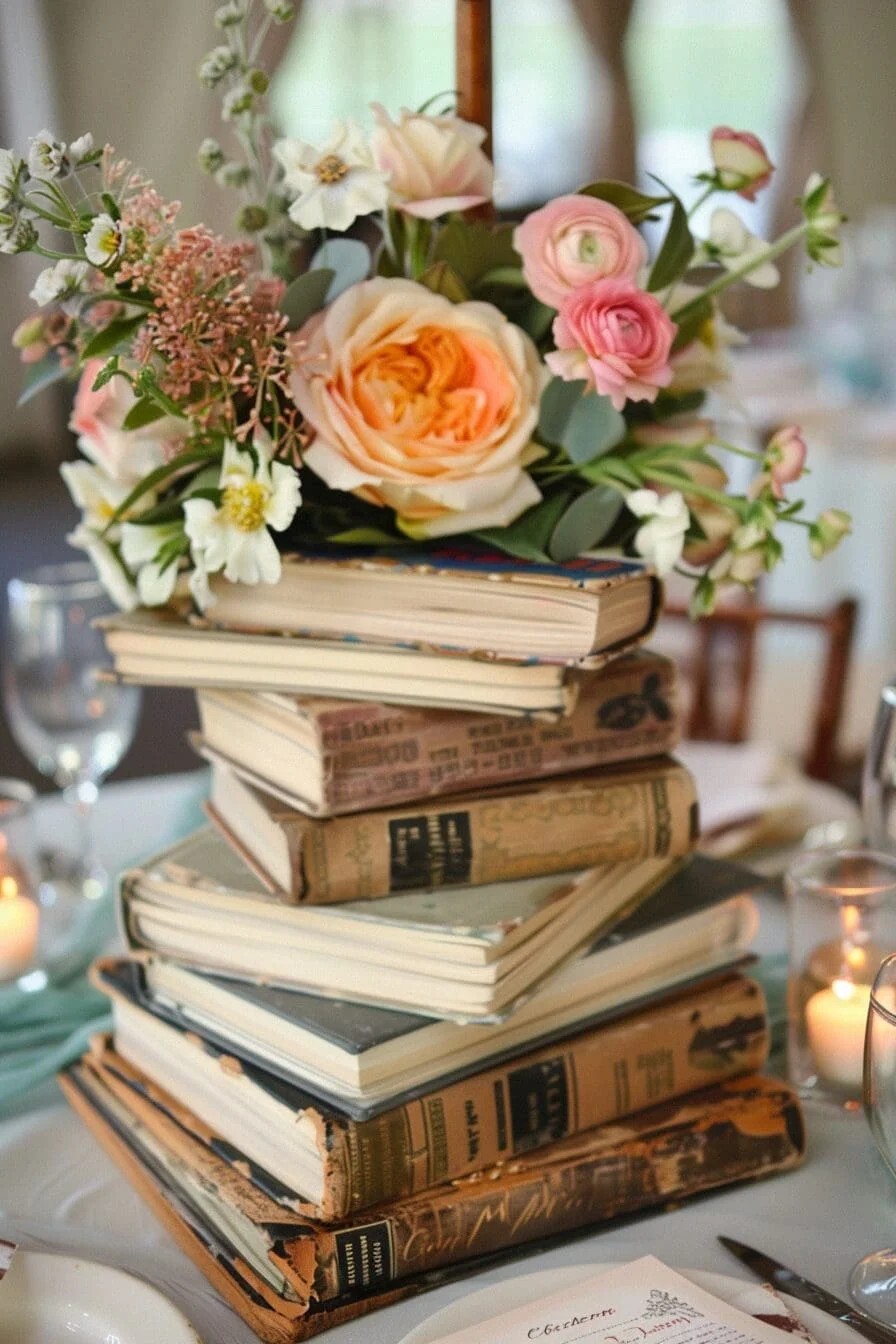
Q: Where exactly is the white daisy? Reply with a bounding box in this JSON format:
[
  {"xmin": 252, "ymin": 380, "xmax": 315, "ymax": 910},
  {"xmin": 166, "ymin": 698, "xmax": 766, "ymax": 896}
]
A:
[
  {"xmin": 183, "ymin": 438, "xmax": 301, "ymax": 591},
  {"xmin": 273, "ymin": 122, "xmax": 389, "ymax": 232},
  {"xmin": 84, "ymin": 212, "xmax": 125, "ymax": 268}
]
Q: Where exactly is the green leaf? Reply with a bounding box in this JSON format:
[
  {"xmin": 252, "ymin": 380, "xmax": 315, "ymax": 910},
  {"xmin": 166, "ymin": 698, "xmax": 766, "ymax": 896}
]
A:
[
  {"xmin": 310, "ymin": 238, "xmax": 371, "ymax": 302},
  {"xmin": 91, "ymin": 357, "xmax": 121, "ymax": 392},
  {"xmin": 101, "ymin": 446, "xmax": 222, "ymax": 532},
  {"xmin": 670, "ymin": 297, "xmax": 713, "ymax": 353},
  {"xmin": 477, "ymin": 265, "xmax": 527, "ymax": 288},
  {"xmin": 280, "ymin": 268, "xmax": 335, "ymax": 330},
  {"xmin": 562, "ymin": 391, "xmax": 626, "ymax": 464},
  {"xmin": 417, "ymin": 260, "xmax": 470, "ymax": 303},
  {"xmin": 576, "ymin": 180, "xmax": 670, "ymax": 223},
  {"xmin": 474, "ymin": 490, "xmax": 572, "ymax": 561},
  {"xmin": 80, "ymin": 314, "xmax": 145, "ymax": 360},
  {"xmin": 17, "ymin": 352, "xmax": 69, "ymax": 406},
  {"xmin": 647, "ymin": 192, "xmax": 695, "ymax": 292},
  {"xmin": 549, "ymin": 486, "xmax": 625, "ymax": 561},
  {"xmin": 538, "ymin": 377, "xmax": 588, "ymax": 444},
  {"xmin": 122, "ymin": 397, "xmax": 167, "ymax": 431},
  {"xmin": 431, "ymin": 219, "xmax": 519, "ymax": 289},
  {"xmin": 579, "ymin": 454, "xmax": 641, "ymax": 489},
  {"xmin": 133, "ymin": 370, "xmax": 184, "ymax": 418},
  {"xmin": 328, "ymin": 526, "xmax": 410, "ymax": 546}
]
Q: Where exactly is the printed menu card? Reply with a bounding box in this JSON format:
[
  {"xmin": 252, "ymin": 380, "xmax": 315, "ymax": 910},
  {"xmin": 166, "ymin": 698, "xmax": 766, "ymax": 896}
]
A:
[{"xmin": 432, "ymin": 1256, "xmax": 813, "ymax": 1344}]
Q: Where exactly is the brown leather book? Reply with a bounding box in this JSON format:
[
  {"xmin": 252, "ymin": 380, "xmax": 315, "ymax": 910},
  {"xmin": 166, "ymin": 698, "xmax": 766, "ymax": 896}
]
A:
[
  {"xmin": 193, "ymin": 647, "xmax": 679, "ymax": 819},
  {"xmin": 203, "ymin": 753, "xmax": 698, "ymax": 903},
  {"xmin": 60, "ymin": 1063, "xmax": 805, "ymax": 1341}
]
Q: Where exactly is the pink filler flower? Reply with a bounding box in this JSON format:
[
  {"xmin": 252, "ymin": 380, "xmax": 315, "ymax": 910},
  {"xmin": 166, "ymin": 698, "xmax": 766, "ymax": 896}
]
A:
[
  {"xmin": 546, "ymin": 278, "xmax": 676, "ymax": 411},
  {"xmin": 765, "ymin": 424, "xmax": 807, "ymax": 497}
]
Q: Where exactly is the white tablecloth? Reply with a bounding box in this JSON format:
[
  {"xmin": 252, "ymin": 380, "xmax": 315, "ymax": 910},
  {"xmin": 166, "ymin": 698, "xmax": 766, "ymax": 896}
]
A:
[{"xmin": 0, "ymin": 772, "xmax": 886, "ymax": 1344}]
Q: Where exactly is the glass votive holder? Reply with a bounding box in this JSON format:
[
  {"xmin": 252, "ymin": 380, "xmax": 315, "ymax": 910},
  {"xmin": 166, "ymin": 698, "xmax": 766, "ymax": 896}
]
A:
[
  {"xmin": 0, "ymin": 778, "xmax": 39, "ymax": 982},
  {"xmin": 786, "ymin": 847, "xmax": 896, "ymax": 1107}
]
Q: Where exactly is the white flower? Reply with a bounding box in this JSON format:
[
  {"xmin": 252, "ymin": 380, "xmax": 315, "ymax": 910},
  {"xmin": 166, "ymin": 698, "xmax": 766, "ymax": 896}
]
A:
[
  {"xmin": 701, "ymin": 208, "xmax": 780, "ymax": 289},
  {"xmin": 60, "ymin": 459, "xmax": 133, "ymax": 534},
  {"xmin": 183, "ymin": 437, "xmax": 301, "ymax": 591},
  {"xmin": 121, "ymin": 521, "xmax": 183, "ymax": 606},
  {"xmin": 84, "ymin": 213, "xmax": 125, "ymax": 268},
  {"xmin": 28, "ymin": 130, "xmax": 68, "ymax": 180},
  {"xmin": 30, "ymin": 258, "xmax": 89, "ymax": 306},
  {"xmin": 626, "ymin": 488, "xmax": 690, "ymax": 575},
  {"xmin": 67, "ymin": 526, "xmax": 138, "ymax": 612},
  {"xmin": 0, "ymin": 209, "xmax": 36, "ymax": 255},
  {"xmin": 273, "ymin": 122, "xmax": 389, "ymax": 232},
  {"xmin": 0, "ymin": 148, "xmax": 25, "ymax": 208},
  {"xmin": 68, "ymin": 133, "xmax": 95, "ymax": 165},
  {"xmin": 709, "ymin": 521, "xmax": 768, "ymax": 584}
]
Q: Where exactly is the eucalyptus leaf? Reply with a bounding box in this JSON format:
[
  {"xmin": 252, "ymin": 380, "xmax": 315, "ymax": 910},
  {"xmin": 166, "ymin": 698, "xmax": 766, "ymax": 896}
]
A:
[
  {"xmin": 647, "ymin": 192, "xmax": 695, "ymax": 292},
  {"xmin": 80, "ymin": 314, "xmax": 145, "ymax": 360},
  {"xmin": 475, "ymin": 490, "xmax": 571, "ymax": 561},
  {"xmin": 562, "ymin": 391, "xmax": 626, "ymax": 464},
  {"xmin": 310, "ymin": 238, "xmax": 372, "ymax": 302},
  {"xmin": 549, "ymin": 486, "xmax": 624, "ymax": 562},
  {"xmin": 280, "ymin": 268, "xmax": 335, "ymax": 330},
  {"xmin": 538, "ymin": 377, "xmax": 588, "ymax": 445},
  {"xmin": 17, "ymin": 352, "xmax": 69, "ymax": 406},
  {"xmin": 417, "ymin": 261, "xmax": 470, "ymax": 303},
  {"xmin": 576, "ymin": 180, "xmax": 670, "ymax": 223},
  {"xmin": 122, "ymin": 398, "xmax": 167, "ymax": 431}
]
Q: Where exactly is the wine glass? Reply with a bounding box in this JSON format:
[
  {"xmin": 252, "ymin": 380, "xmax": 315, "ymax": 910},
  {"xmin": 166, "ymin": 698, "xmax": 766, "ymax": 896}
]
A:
[
  {"xmin": 863, "ymin": 677, "xmax": 896, "ymax": 852},
  {"xmin": 2, "ymin": 562, "xmax": 142, "ymax": 900},
  {"xmin": 850, "ymin": 951, "xmax": 896, "ymax": 1323}
]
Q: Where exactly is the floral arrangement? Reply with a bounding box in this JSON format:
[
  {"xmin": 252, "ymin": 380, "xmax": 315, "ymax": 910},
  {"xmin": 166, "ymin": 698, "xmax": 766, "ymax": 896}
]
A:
[{"xmin": 1, "ymin": 0, "xmax": 850, "ymax": 616}]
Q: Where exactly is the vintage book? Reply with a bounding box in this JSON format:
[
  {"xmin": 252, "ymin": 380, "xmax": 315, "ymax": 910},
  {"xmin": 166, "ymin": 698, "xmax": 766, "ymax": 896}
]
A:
[
  {"xmin": 118, "ymin": 826, "xmax": 677, "ymax": 1020},
  {"xmin": 203, "ymin": 755, "xmax": 698, "ymax": 903},
  {"xmin": 121, "ymin": 853, "xmax": 762, "ymax": 1112},
  {"xmin": 193, "ymin": 647, "xmax": 680, "ymax": 818},
  {"xmin": 89, "ymin": 971, "xmax": 768, "ymax": 1219},
  {"xmin": 60, "ymin": 1061, "xmax": 806, "ymax": 1340},
  {"xmin": 203, "ymin": 546, "xmax": 662, "ymax": 664},
  {"xmin": 97, "ymin": 608, "xmax": 641, "ymax": 718}
]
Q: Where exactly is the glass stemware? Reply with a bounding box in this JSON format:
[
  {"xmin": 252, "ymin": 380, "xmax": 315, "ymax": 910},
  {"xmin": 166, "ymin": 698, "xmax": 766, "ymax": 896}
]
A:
[
  {"xmin": 863, "ymin": 678, "xmax": 896, "ymax": 852},
  {"xmin": 2, "ymin": 562, "xmax": 141, "ymax": 899},
  {"xmin": 850, "ymin": 951, "xmax": 896, "ymax": 1323}
]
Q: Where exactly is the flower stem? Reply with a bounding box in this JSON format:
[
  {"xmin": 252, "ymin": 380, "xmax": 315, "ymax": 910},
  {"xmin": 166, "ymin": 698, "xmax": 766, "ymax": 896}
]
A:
[{"xmin": 671, "ymin": 220, "xmax": 808, "ymax": 323}]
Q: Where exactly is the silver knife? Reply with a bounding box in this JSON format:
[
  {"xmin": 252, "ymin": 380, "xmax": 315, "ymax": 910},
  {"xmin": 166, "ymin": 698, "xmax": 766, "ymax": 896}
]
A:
[{"xmin": 718, "ymin": 1236, "xmax": 896, "ymax": 1344}]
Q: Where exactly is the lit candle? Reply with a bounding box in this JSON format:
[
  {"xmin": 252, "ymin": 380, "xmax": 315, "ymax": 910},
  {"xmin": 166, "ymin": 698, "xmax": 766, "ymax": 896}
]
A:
[
  {"xmin": 806, "ymin": 978, "xmax": 871, "ymax": 1090},
  {"xmin": 0, "ymin": 877, "xmax": 39, "ymax": 980}
]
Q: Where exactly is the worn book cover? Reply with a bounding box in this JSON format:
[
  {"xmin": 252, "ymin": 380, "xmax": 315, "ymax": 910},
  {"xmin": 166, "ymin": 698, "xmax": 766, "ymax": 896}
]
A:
[
  {"xmin": 123, "ymin": 853, "xmax": 762, "ymax": 1114},
  {"xmin": 86, "ymin": 971, "xmax": 768, "ymax": 1220},
  {"xmin": 118, "ymin": 827, "xmax": 675, "ymax": 1020},
  {"xmin": 60, "ymin": 1061, "xmax": 805, "ymax": 1339},
  {"xmin": 204, "ymin": 755, "xmax": 698, "ymax": 903},
  {"xmin": 203, "ymin": 545, "xmax": 662, "ymax": 664},
  {"xmin": 194, "ymin": 647, "xmax": 679, "ymax": 818}
]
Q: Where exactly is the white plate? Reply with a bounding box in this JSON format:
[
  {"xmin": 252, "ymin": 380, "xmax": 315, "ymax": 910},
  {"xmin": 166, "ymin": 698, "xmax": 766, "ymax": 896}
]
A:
[
  {"xmin": 0, "ymin": 1251, "xmax": 203, "ymax": 1344},
  {"xmin": 398, "ymin": 1263, "xmax": 858, "ymax": 1344}
]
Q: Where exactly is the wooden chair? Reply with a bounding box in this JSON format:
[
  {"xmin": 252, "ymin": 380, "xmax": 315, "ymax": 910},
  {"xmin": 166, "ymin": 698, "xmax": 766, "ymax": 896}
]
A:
[{"xmin": 659, "ymin": 594, "xmax": 860, "ymax": 783}]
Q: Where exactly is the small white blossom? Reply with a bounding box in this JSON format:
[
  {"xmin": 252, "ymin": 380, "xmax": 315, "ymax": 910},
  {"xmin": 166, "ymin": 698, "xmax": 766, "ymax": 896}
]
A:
[
  {"xmin": 626, "ymin": 488, "xmax": 690, "ymax": 575},
  {"xmin": 700, "ymin": 208, "xmax": 780, "ymax": 289},
  {"xmin": 183, "ymin": 437, "xmax": 301, "ymax": 597},
  {"xmin": 67, "ymin": 525, "xmax": 138, "ymax": 611},
  {"xmin": 214, "ymin": 1, "xmax": 248, "ymax": 26},
  {"xmin": 121, "ymin": 521, "xmax": 183, "ymax": 606},
  {"xmin": 30, "ymin": 257, "xmax": 89, "ymax": 306},
  {"xmin": 274, "ymin": 122, "xmax": 389, "ymax": 232},
  {"xmin": 28, "ymin": 130, "xmax": 68, "ymax": 180},
  {"xmin": 198, "ymin": 45, "xmax": 239, "ymax": 88},
  {"xmin": 68, "ymin": 133, "xmax": 95, "ymax": 165},
  {"xmin": 85, "ymin": 212, "xmax": 125, "ymax": 268},
  {"xmin": 60, "ymin": 460, "xmax": 132, "ymax": 534},
  {"xmin": 0, "ymin": 209, "xmax": 37, "ymax": 255}
]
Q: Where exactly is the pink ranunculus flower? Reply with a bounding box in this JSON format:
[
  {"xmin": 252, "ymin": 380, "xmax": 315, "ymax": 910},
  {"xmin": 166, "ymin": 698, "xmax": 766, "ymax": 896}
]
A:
[
  {"xmin": 369, "ymin": 104, "xmax": 493, "ymax": 220},
  {"xmin": 288, "ymin": 277, "xmax": 545, "ymax": 538},
  {"xmin": 546, "ymin": 278, "xmax": 676, "ymax": 411},
  {"xmin": 512, "ymin": 194, "xmax": 647, "ymax": 310},
  {"xmin": 710, "ymin": 127, "xmax": 774, "ymax": 201},
  {"xmin": 764, "ymin": 424, "xmax": 807, "ymax": 497},
  {"xmin": 70, "ymin": 358, "xmax": 188, "ymax": 484}
]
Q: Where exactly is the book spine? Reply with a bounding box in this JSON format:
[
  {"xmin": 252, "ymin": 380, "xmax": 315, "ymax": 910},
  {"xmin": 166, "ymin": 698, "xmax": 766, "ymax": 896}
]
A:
[
  {"xmin": 300, "ymin": 757, "xmax": 697, "ymax": 902},
  {"xmin": 321, "ymin": 975, "xmax": 767, "ymax": 1218},
  {"xmin": 277, "ymin": 1075, "xmax": 805, "ymax": 1304},
  {"xmin": 317, "ymin": 652, "xmax": 679, "ymax": 815}
]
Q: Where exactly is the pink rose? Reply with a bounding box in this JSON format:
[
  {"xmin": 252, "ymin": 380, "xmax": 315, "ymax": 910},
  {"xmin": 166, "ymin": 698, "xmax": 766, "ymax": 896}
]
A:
[
  {"xmin": 289, "ymin": 278, "xmax": 544, "ymax": 538},
  {"xmin": 546, "ymin": 278, "xmax": 676, "ymax": 411},
  {"xmin": 369, "ymin": 104, "xmax": 493, "ymax": 220},
  {"xmin": 70, "ymin": 358, "xmax": 188, "ymax": 484},
  {"xmin": 710, "ymin": 127, "xmax": 774, "ymax": 201},
  {"xmin": 764, "ymin": 424, "xmax": 807, "ymax": 497},
  {"xmin": 513, "ymin": 194, "xmax": 647, "ymax": 309}
]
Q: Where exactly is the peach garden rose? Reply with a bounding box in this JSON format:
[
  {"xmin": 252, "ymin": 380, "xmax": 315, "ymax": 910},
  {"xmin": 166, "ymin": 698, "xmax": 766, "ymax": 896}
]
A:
[
  {"xmin": 289, "ymin": 277, "xmax": 545, "ymax": 538},
  {"xmin": 513, "ymin": 194, "xmax": 648, "ymax": 310}
]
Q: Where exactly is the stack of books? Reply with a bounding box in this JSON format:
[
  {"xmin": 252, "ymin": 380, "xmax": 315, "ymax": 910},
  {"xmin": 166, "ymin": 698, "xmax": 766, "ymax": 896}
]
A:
[{"xmin": 64, "ymin": 548, "xmax": 805, "ymax": 1343}]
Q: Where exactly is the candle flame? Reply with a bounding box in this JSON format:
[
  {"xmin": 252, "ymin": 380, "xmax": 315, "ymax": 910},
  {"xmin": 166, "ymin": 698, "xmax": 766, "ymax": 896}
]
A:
[{"xmin": 832, "ymin": 977, "xmax": 861, "ymax": 1001}]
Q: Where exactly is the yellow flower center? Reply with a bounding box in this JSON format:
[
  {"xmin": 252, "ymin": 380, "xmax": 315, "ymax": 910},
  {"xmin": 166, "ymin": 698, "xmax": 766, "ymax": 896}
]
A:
[
  {"xmin": 316, "ymin": 154, "xmax": 349, "ymax": 185},
  {"xmin": 221, "ymin": 479, "xmax": 270, "ymax": 532}
]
